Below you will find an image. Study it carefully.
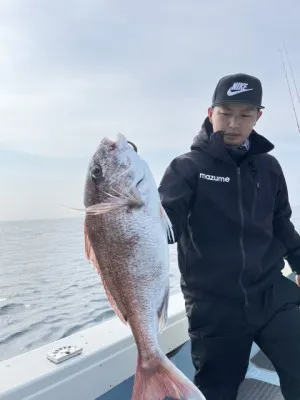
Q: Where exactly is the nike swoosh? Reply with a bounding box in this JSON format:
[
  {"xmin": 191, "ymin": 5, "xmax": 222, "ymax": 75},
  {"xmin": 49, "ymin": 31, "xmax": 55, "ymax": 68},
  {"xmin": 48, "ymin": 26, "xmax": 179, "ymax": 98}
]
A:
[{"xmin": 227, "ymin": 88, "xmax": 254, "ymax": 96}]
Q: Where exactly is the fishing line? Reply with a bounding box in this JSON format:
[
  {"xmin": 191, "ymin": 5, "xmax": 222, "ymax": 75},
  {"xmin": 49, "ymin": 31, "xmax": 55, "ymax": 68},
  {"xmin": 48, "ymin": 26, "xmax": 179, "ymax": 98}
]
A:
[
  {"xmin": 283, "ymin": 43, "xmax": 300, "ymax": 103},
  {"xmin": 278, "ymin": 46, "xmax": 300, "ymax": 134}
]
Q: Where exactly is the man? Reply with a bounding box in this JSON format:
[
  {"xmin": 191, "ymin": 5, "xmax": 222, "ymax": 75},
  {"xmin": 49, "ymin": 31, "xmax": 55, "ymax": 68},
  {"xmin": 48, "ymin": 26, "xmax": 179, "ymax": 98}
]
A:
[{"xmin": 158, "ymin": 73, "xmax": 300, "ymax": 399}]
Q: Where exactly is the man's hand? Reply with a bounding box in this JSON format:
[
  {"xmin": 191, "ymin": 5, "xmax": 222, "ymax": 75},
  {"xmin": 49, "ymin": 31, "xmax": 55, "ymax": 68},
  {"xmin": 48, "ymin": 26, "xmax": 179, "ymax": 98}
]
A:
[{"xmin": 296, "ymin": 275, "xmax": 300, "ymax": 287}]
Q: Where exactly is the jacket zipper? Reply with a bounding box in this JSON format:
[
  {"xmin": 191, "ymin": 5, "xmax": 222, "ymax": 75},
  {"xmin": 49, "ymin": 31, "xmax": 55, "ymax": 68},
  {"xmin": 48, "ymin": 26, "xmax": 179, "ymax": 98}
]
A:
[
  {"xmin": 237, "ymin": 168, "xmax": 248, "ymax": 306},
  {"xmin": 251, "ymin": 172, "xmax": 259, "ymax": 219}
]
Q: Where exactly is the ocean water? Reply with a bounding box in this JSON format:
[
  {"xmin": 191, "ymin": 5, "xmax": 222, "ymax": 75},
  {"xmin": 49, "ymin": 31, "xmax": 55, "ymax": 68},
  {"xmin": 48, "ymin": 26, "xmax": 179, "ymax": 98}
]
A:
[
  {"xmin": 0, "ymin": 217, "xmax": 181, "ymax": 362},
  {"xmin": 1, "ymin": 208, "xmax": 300, "ymax": 363}
]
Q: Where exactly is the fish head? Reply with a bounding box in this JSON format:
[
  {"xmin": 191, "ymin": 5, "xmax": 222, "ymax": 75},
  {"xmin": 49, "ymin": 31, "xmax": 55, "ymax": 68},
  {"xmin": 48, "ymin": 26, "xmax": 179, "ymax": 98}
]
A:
[{"xmin": 84, "ymin": 133, "xmax": 146, "ymax": 208}]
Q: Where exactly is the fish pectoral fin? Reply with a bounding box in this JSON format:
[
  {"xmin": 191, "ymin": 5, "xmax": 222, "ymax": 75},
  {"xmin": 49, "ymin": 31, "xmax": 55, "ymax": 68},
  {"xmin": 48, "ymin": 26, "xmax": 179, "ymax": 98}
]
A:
[
  {"xmin": 160, "ymin": 205, "xmax": 175, "ymax": 243},
  {"xmin": 157, "ymin": 287, "xmax": 169, "ymax": 333},
  {"xmin": 85, "ymin": 201, "xmax": 129, "ymax": 215},
  {"xmin": 85, "ymin": 188, "xmax": 144, "ymax": 216},
  {"xmin": 84, "ymin": 222, "xmax": 128, "ymax": 325}
]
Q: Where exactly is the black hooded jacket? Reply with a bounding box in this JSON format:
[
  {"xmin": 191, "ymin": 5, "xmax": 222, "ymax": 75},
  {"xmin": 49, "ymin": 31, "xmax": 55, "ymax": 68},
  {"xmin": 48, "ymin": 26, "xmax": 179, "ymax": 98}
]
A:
[{"xmin": 158, "ymin": 117, "xmax": 300, "ymax": 303}]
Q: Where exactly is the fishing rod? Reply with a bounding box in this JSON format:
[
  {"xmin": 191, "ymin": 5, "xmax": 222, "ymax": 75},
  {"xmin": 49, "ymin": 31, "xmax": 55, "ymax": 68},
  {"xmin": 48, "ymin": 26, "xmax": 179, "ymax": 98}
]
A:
[
  {"xmin": 283, "ymin": 43, "xmax": 300, "ymax": 103},
  {"xmin": 278, "ymin": 46, "xmax": 300, "ymax": 134}
]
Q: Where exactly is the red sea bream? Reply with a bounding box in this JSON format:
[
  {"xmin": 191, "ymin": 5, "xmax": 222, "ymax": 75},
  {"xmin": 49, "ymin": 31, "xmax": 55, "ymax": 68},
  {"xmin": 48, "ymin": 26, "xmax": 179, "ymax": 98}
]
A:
[{"xmin": 82, "ymin": 134, "xmax": 206, "ymax": 400}]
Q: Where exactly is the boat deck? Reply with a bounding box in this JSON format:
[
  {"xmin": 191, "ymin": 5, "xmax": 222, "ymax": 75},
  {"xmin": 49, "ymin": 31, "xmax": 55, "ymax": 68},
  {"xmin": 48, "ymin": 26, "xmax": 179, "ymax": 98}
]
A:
[
  {"xmin": 97, "ymin": 271, "xmax": 300, "ymax": 400},
  {"xmin": 98, "ymin": 274, "xmax": 297, "ymax": 399},
  {"xmin": 0, "ymin": 272, "xmax": 294, "ymax": 400},
  {"xmin": 96, "ymin": 339, "xmax": 283, "ymax": 399}
]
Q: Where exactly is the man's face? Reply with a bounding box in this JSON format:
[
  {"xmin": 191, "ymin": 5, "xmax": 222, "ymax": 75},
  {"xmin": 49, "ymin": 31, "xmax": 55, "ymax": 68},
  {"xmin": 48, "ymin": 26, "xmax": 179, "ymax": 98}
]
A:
[{"xmin": 208, "ymin": 103, "xmax": 262, "ymax": 147}]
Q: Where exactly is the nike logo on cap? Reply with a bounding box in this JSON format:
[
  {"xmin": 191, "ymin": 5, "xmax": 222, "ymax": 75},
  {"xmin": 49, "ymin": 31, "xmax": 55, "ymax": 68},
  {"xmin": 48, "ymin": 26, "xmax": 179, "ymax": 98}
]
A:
[{"xmin": 227, "ymin": 82, "xmax": 254, "ymax": 96}]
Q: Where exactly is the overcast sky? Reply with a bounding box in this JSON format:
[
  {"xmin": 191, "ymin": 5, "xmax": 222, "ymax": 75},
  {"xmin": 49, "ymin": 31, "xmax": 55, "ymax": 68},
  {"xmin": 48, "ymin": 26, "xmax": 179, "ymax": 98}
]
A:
[{"xmin": 1, "ymin": 0, "xmax": 300, "ymax": 221}]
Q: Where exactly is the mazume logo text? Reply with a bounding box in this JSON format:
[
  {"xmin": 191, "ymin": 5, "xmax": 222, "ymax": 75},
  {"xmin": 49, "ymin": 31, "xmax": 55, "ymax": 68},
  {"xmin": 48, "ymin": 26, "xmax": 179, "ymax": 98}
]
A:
[{"xmin": 199, "ymin": 173, "xmax": 230, "ymax": 183}]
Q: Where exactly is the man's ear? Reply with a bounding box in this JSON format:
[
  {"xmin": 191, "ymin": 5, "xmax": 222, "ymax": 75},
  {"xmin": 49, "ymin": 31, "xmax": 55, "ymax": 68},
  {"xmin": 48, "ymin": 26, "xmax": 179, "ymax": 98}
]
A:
[
  {"xmin": 257, "ymin": 110, "xmax": 263, "ymax": 122},
  {"xmin": 208, "ymin": 107, "xmax": 213, "ymax": 123}
]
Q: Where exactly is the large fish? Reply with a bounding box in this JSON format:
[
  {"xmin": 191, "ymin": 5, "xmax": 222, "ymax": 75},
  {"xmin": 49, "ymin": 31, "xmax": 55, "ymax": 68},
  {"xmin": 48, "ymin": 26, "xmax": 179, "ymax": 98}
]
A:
[{"xmin": 82, "ymin": 133, "xmax": 206, "ymax": 400}]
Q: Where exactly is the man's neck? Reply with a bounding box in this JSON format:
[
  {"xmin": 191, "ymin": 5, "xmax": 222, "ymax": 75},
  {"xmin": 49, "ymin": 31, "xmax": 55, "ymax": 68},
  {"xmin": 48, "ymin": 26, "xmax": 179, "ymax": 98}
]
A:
[
  {"xmin": 225, "ymin": 139, "xmax": 250, "ymax": 164},
  {"xmin": 225, "ymin": 139, "xmax": 250, "ymax": 150}
]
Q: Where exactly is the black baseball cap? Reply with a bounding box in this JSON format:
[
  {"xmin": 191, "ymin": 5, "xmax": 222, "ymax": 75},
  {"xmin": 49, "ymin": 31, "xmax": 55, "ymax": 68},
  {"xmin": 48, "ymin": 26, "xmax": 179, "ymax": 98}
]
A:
[{"xmin": 211, "ymin": 73, "xmax": 265, "ymax": 109}]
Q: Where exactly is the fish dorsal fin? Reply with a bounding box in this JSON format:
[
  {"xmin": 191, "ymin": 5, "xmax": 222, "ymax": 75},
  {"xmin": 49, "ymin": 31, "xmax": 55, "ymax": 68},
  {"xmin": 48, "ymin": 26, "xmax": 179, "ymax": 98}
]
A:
[
  {"xmin": 160, "ymin": 205, "xmax": 175, "ymax": 243},
  {"xmin": 84, "ymin": 221, "xmax": 128, "ymax": 325}
]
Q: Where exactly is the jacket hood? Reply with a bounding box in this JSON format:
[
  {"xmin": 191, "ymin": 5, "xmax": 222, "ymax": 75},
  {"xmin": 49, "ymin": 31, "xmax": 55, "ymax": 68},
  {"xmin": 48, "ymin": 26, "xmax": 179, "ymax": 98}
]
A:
[{"xmin": 191, "ymin": 117, "xmax": 274, "ymax": 161}]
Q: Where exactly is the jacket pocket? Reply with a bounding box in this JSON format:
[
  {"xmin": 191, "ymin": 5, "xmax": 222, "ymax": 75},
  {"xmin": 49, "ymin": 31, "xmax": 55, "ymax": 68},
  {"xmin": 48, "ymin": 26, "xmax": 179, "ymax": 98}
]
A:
[{"xmin": 187, "ymin": 297, "xmax": 222, "ymax": 338}]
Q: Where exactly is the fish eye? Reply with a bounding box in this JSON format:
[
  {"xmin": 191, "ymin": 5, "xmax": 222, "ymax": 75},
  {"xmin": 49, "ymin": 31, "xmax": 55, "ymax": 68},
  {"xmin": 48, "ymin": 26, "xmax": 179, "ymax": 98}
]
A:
[
  {"xmin": 127, "ymin": 141, "xmax": 138, "ymax": 153},
  {"xmin": 91, "ymin": 165, "xmax": 102, "ymax": 180}
]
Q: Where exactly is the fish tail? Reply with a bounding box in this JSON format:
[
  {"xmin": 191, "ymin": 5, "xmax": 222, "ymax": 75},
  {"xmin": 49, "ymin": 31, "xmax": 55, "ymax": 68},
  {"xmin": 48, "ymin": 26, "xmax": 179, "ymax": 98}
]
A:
[{"xmin": 131, "ymin": 353, "xmax": 206, "ymax": 400}]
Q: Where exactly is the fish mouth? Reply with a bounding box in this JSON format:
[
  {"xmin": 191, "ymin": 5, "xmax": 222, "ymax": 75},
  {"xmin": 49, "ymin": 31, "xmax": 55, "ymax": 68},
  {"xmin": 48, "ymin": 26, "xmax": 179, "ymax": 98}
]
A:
[
  {"xmin": 101, "ymin": 135, "xmax": 137, "ymax": 153},
  {"xmin": 101, "ymin": 137, "xmax": 115, "ymax": 146}
]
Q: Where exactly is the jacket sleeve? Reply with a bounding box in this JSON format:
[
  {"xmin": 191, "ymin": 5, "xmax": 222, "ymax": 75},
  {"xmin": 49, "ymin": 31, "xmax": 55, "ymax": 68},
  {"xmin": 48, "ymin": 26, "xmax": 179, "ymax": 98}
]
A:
[
  {"xmin": 158, "ymin": 155, "xmax": 198, "ymax": 244},
  {"xmin": 273, "ymin": 166, "xmax": 300, "ymax": 274}
]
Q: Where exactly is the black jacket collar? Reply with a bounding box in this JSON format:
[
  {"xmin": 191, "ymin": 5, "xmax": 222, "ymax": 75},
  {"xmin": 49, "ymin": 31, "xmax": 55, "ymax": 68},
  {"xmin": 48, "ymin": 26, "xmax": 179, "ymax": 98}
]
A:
[{"xmin": 190, "ymin": 117, "xmax": 274, "ymax": 163}]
